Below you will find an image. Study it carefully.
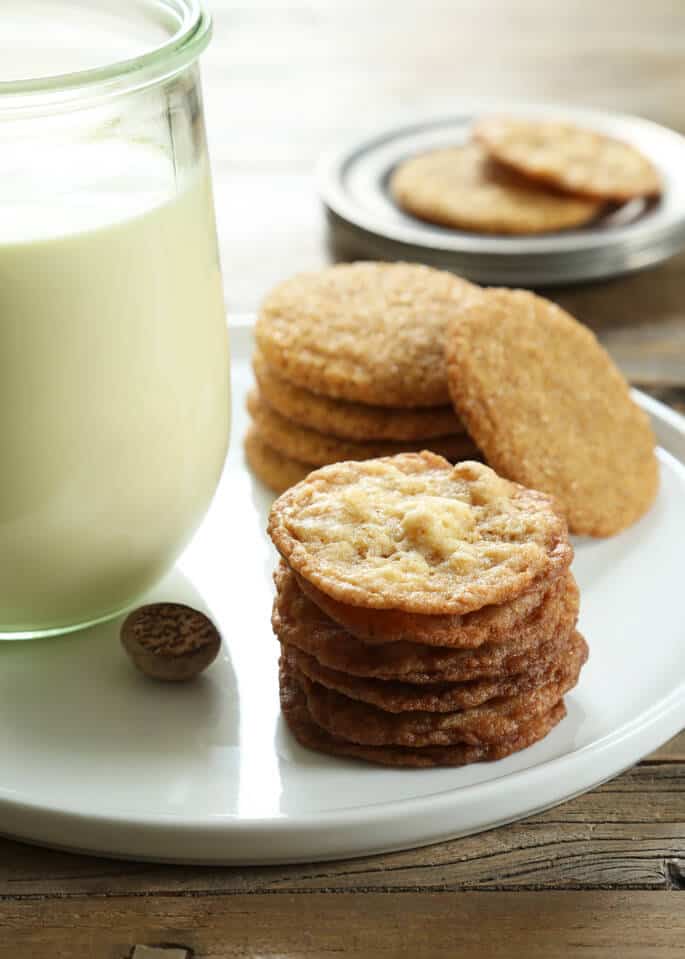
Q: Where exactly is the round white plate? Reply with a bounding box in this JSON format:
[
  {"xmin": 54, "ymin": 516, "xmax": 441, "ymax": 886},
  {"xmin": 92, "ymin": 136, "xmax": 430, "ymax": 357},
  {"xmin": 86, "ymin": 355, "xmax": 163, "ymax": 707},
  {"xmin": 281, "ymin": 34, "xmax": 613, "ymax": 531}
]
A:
[{"xmin": 0, "ymin": 318, "xmax": 683, "ymax": 865}]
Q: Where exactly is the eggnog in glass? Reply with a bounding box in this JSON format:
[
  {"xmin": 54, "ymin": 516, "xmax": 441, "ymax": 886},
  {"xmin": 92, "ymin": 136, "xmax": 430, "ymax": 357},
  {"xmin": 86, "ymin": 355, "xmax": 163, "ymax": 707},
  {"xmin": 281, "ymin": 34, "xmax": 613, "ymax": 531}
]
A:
[{"xmin": 0, "ymin": 1, "xmax": 230, "ymax": 637}]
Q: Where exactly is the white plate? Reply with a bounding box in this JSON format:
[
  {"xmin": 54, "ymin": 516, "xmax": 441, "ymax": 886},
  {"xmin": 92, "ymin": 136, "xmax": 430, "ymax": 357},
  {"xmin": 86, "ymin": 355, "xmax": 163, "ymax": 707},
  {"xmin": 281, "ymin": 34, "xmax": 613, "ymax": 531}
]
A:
[{"xmin": 0, "ymin": 318, "xmax": 683, "ymax": 865}]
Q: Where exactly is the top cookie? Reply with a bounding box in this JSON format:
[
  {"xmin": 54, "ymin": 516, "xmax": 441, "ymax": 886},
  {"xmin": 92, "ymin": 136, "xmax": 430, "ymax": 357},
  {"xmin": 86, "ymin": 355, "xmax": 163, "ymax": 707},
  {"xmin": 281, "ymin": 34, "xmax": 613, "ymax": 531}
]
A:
[
  {"xmin": 390, "ymin": 143, "xmax": 603, "ymax": 234},
  {"xmin": 445, "ymin": 288, "xmax": 659, "ymax": 537},
  {"xmin": 255, "ymin": 262, "xmax": 478, "ymax": 407},
  {"xmin": 474, "ymin": 116, "xmax": 661, "ymax": 201},
  {"xmin": 268, "ymin": 453, "xmax": 572, "ymax": 615}
]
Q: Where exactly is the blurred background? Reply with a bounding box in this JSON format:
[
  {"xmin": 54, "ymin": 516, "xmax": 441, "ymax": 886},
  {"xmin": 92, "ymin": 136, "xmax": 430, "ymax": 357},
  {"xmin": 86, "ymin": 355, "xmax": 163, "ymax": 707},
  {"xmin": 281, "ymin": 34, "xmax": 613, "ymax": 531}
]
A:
[{"xmin": 202, "ymin": 0, "xmax": 685, "ymax": 398}]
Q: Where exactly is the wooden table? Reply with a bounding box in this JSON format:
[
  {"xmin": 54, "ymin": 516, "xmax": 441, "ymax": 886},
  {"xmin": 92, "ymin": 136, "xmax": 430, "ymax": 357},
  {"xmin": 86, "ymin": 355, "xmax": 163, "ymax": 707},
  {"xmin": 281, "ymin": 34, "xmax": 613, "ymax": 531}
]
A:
[{"xmin": 2, "ymin": 2, "xmax": 684, "ymax": 956}]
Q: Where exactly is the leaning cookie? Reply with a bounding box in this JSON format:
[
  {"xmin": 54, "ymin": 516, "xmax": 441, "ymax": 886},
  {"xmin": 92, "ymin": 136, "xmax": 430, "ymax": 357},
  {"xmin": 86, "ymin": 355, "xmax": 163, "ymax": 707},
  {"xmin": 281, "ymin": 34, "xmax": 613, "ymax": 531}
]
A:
[
  {"xmin": 474, "ymin": 116, "xmax": 661, "ymax": 201},
  {"xmin": 445, "ymin": 288, "xmax": 659, "ymax": 537}
]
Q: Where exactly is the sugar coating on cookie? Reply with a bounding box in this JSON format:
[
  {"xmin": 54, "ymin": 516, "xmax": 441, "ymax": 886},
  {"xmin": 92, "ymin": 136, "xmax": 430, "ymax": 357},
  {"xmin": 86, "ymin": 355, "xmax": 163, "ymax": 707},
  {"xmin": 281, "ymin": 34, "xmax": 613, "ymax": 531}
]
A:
[
  {"xmin": 390, "ymin": 143, "xmax": 603, "ymax": 234},
  {"xmin": 247, "ymin": 389, "xmax": 479, "ymax": 467},
  {"xmin": 474, "ymin": 116, "xmax": 661, "ymax": 201},
  {"xmin": 255, "ymin": 262, "xmax": 478, "ymax": 407},
  {"xmin": 253, "ymin": 348, "xmax": 465, "ymax": 441},
  {"xmin": 445, "ymin": 289, "xmax": 659, "ymax": 537},
  {"xmin": 268, "ymin": 453, "xmax": 572, "ymax": 614}
]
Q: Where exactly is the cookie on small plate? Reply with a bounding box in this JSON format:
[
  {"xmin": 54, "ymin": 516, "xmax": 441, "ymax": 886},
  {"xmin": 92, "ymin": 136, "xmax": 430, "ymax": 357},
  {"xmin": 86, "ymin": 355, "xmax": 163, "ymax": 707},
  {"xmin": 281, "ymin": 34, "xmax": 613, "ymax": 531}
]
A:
[
  {"xmin": 255, "ymin": 262, "xmax": 479, "ymax": 407},
  {"xmin": 474, "ymin": 116, "xmax": 661, "ymax": 201},
  {"xmin": 390, "ymin": 142, "xmax": 603, "ymax": 234},
  {"xmin": 445, "ymin": 288, "xmax": 659, "ymax": 537}
]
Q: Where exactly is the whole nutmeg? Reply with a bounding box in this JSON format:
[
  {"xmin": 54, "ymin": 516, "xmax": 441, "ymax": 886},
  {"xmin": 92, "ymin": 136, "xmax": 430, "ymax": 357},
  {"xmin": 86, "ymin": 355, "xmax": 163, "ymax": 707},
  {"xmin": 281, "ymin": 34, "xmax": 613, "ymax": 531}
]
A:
[{"xmin": 121, "ymin": 603, "xmax": 221, "ymax": 681}]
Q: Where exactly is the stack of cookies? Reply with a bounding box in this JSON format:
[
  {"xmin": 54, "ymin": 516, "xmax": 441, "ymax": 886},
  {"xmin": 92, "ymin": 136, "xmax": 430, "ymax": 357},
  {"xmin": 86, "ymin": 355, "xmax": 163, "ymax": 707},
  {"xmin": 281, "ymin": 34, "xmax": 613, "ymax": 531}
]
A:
[
  {"xmin": 245, "ymin": 262, "xmax": 482, "ymax": 493},
  {"xmin": 391, "ymin": 115, "xmax": 661, "ymax": 235},
  {"xmin": 269, "ymin": 453, "xmax": 588, "ymax": 768}
]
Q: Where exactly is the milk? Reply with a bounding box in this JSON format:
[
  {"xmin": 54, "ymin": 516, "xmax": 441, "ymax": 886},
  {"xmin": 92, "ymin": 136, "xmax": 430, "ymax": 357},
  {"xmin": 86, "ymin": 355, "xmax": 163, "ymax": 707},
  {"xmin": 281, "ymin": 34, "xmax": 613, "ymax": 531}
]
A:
[{"xmin": 0, "ymin": 145, "xmax": 230, "ymax": 634}]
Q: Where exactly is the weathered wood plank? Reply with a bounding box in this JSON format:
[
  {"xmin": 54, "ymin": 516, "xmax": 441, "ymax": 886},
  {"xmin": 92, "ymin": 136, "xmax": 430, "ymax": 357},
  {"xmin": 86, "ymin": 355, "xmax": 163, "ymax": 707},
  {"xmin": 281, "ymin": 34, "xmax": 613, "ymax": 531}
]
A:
[
  {"xmin": 0, "ymin": 892, "xmax": 683, "ymax": 959},
  {"xmin": 0, "ymin": 764, "xmax": 681, "ymax": 897}
]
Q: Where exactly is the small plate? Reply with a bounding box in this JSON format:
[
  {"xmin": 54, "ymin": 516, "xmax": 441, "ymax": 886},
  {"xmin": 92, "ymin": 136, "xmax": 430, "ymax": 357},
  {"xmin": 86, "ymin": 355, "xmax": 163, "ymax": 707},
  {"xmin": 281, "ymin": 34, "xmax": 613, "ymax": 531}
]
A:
[
  {"xmin": 319, "ymin": 101, "xmax": 685, "ymax": 286},
  {"xmin": 0, "ymin": 318, "xmax": 683, "ymax": 865}
]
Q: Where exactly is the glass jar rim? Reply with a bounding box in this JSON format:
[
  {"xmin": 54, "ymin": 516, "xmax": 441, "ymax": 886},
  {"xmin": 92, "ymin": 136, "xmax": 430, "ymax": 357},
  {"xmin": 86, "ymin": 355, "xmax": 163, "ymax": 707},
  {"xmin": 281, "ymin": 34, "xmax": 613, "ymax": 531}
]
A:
[{"xmin": 0, "ymin": 0, "xmax": 211, "ymax": 101}]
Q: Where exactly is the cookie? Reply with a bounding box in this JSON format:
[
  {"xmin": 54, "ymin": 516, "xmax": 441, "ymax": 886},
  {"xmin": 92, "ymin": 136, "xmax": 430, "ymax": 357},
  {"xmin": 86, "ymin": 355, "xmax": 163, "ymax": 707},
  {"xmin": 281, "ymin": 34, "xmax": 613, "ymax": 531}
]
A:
[
  {"xmin": 255, "ymin": 262, "xmax": 479, "ymax": 407},
  {"xmin": 445, "ymin": 288, "xmax": 659, "ymax": 537},
  {"xmin": 290, "ymin": 630, "xmax": 586, "ymax": 746},
  {"xmin": 253, "ymin": 348, "xmax": 465, "ymax": 441},
  {"xmin": 273, "ymin": 563, "xmax": 579, "ymax": 681},
  {"xmin": 474, "ymin": 116, "xmax": 661, "ymax": 201},
  {"xmin": 247, "ymin": 389, "xmax": 479, "ymax": 467},
  {"xmin": 281, "ymin": 664, "xmax": 567, "ymax": 768},
  {"xmin": 390, "ymin": 143, "xmax": 603, "ymax": 234},
  {"xmin": 294, "ymin": 565, "xmax": 571, "ymax": 648},
  {"xmin": 268, "ymin": 453, "xmax": 573, "ymax": 615},
  {"xmin": 281, "ymin": 626, "xmax": 574, "ymax": 713},
  {"xmin": 244, "ymin": 425, "xmax": 310, "ymax": 494}
]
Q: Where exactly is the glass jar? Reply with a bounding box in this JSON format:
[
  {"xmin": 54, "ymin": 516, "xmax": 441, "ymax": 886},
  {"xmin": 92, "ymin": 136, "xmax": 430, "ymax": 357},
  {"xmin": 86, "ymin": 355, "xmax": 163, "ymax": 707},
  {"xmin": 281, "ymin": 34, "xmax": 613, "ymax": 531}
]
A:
[{"xmin": 0, "ymin": 1, "xmax": 230, "ymax": 637}]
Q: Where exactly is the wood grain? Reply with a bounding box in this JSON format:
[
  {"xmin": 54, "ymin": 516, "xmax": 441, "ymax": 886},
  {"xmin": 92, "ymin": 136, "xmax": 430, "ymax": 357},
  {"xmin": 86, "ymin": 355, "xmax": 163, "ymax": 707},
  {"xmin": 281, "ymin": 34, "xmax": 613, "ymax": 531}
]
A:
[
  {"xmin": 1, "ymin": 892, "xmax": 683, "ymax": 959},
  {"xmin": 0, "ymin": 762, "xmax": 682, "ymax": 898}
]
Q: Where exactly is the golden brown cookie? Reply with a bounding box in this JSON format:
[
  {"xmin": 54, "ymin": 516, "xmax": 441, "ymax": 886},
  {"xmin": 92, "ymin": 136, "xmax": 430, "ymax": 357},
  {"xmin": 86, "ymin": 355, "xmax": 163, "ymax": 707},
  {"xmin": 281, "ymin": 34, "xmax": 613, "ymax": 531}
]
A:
[
  {"xmin": 244, "ymin": 425, "xmax": 310, "ymax": 494},
  {"xmin": 390, "ymin": 143, "xmax": 603, "ymax": 234},
  {"xmin": 474, "ymin": 116, "xmax": 661, "ymax": 201},
  {"xmin": 268, "ymin": 453, "xmax": 573, "ymax": 615},
  {"xmin": 290, "ymin": 630, "xmax": 586, "ymax": 747},
  {"xmin": 445, "ymin": 288, "xmax": 659, "ymax": 537},
  {"xmin": 253, "ymin": 348, "xmax": 465, "ymax": 441},
  {"xmin": 280, "ymin": 664, "xmax": 567, "ymax": 768},
  {"xmin": 247, "ymin": 389, "xmax": 479, "ymax": 467},
  {"xmin": 281, "ymin": 626, "xmax": 574, "ymax": 713},
  {"xmin": 294, "ymin": 565, "xmax": 572, "ymax": 648},
  {"xmin": 273, "ymin": 563, "xmax": 579, "ymax": 680},
  {"xmin": 255, "ymin": 262, "xmax": 479, "ymax": 407}
]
